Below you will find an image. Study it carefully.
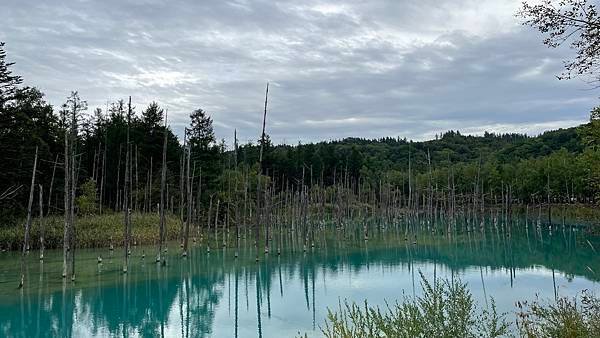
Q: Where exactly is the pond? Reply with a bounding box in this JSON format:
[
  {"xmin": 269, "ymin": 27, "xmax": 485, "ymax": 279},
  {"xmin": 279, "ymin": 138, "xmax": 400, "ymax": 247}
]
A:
[{"xmin": 1, "ymin": 218, "xmax": 599, "ymax": 337}]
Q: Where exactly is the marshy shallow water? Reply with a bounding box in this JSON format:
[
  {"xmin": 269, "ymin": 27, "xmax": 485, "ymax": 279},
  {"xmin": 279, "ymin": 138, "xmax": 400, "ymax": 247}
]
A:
[{"xmin": 1, "ymin": 218, "xmax": 599, "ymax": 337}]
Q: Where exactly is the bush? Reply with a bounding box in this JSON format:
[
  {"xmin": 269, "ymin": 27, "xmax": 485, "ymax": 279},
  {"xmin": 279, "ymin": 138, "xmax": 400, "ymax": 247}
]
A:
[
  {"xmin": 516, "ymin": 291, "xmax": 600, "ymax": 338},
  {"xmin": 320, "ymin": 272, "xmax": 509, "ymax": 338}
]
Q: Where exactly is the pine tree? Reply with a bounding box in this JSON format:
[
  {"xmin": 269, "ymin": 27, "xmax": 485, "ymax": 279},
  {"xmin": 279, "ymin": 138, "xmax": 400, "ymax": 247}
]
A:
[
  {"xmin": 0, "ymin": 42, "xmax": 23, "ymax": 107},
  {"xmin": 141, "ymin": 101, "xmax": 164, "ymax": 128},
  {"xmin": 188, "ymin": 108, "xmax": 215, "ymax": 150}
]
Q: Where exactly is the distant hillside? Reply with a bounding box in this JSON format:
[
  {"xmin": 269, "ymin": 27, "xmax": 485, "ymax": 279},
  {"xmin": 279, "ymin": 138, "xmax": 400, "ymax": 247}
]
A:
[
  {"xmin": 238, "ymin": 124, "xmax": 585, "ymax": 175},
  {"xmin": 235, "ymin": 123, "xmax": 597, "ymax": 204}
]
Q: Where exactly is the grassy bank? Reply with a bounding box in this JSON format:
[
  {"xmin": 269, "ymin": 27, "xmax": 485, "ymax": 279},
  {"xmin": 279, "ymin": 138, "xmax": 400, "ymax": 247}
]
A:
[
  {"xmin": 304, "ymin": 273, "xmax": 600, "ymax": 338},
  {"xmin": 0, "ymin": 212, "xmax": 183, "ymax": 251}
]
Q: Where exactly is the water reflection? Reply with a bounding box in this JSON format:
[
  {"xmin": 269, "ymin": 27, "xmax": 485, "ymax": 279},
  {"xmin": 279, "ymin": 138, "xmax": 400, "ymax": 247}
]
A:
[{"xmin": 0, "ymin": 218, "xmax": 599, "ymax": 337}]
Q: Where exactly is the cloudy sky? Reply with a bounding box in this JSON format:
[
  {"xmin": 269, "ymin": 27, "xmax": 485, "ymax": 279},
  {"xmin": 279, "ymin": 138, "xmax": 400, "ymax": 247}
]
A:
[{"xmin": 1, "ymin": 0, "xmax": 597, "ymax": 144}]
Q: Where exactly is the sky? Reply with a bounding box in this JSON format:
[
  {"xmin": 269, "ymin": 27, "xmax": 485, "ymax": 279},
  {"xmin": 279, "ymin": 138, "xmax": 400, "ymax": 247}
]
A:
[{"xmin": 1, "ymin": 0, "xmax": 598, "ymax": 145}]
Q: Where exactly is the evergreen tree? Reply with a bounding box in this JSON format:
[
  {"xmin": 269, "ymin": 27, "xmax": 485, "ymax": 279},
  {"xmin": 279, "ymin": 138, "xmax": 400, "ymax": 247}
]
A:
[
  {"xmin": 141, "ymin": 101, "xmax": 163, "ymax": 128},
  {"xmin": 0, "ymin": 42, "xmax": 22, "ymax": 107},
  {"xmin": 187, "ymin": 108, "xmax": 220, "ymax": 198},
  {"xmin": 188, "ymin": 108, "xmax": 215, "ymax": 150}
]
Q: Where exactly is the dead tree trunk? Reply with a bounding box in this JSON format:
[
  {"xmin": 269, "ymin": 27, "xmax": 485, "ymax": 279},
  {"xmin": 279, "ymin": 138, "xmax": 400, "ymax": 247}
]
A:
[
  {"xmin": 38, "ymin": 184, "xmax": 44, "ymax": 260},
  {"xmin": 158, "ymin": 110, "xmax": 168, "ymax": 264},
  {"xmin": 19, "ymin": 146, "xmax": 38, "ymax": 288},
  {"xmin": 99, "ymin": 139, "xmax": 106, "ymax": 214},
  {"xmin": 255, "ymin": 82, "xmax": 269, "ymax": 261},
  {"xmin": 46, "ymin": 154, "xmax": 59, "ymax": 216},
  {"xmin": 179, "ymin": 135, "xmax": 186, "ymax": 245},
  {"xmin": 123, "ymin": 96, "xmax": 132, "ymax": 273},
  {"xmin": 234, "ymin": 129, "xmax": 240, "ymax": 258},
  {"xmin": 116, "ymin": 143, "xmax": 122, "ymax": 211},
  {"xmin": 62, "ymin": 120, "xmax": 70, "ymax": 278},
  {"xmin": 182, "ymin": 130, "xmax": 192, "ymax": 257},
  {"xmin": 70, "ymin": 153, "xmax": 78, "ymax": 281}
]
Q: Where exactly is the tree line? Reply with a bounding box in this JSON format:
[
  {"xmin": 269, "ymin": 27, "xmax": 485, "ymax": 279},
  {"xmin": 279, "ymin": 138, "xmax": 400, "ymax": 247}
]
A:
[{"xmin": 1, "ymin": 41, "xmax": 600, "ymax": 230}]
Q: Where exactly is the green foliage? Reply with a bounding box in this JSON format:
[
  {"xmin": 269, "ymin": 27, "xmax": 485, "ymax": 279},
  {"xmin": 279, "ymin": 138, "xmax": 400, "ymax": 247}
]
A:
[
  {"xmin": 582, "ymin": 106, "xmax": 600, "ymax": 150},
  {"xmin": 236, "ymin": 127, "xmax": 600, "ymax": 204},
  {"xmin": 516, "ymin": 291, "xmax": 600, "ymax": 338},
  {"xmin": 518, "ymin": 0, "xmax": 600, "ymax": 85},
  {"xmin": 188, "ymin": 108, "xmax": 215, "ymax": 150},
  {"xmin": 320, "ymin": 272, "xmax": 509, "ymax": 338},
  {"xmin": 141, "ymin": 101, "xmax": 164, "ymax": 128},
  {"xmin": 316, "ymin": 273, "xmax": 600, "ymax": 338},
  {"xmin": 2, "ymin": 40, "xmax": 600, "ymax": 226},
  {"xmin": 0, "ymin": 41, "xmax": 23, "ymax": 106},
  {"xmin": 76, "ymin": 179, "xmax": 97, "ymax": 215}
]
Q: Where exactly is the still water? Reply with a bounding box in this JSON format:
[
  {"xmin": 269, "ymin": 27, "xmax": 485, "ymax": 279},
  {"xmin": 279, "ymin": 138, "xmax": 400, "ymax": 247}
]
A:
[{"xmin": 1, "ymin": 220, "xmax": 599, "ymax": 337}]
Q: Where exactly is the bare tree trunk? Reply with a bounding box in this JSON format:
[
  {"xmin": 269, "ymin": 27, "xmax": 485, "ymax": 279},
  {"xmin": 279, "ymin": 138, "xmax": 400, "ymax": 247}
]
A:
[
  {"xmin": 255, "ymin": 82, "xmax": 269, "ymax": 261},
  {"xmin": 135, "ymin": 145, "xmax": 139, "ymax": 212},
  {"xmin": 149, "ymin": 156, "xmax": 153, "ymax": 212},
  {"xmin": 182, "ymin": 133, "xmax": 192, "ymax": 257},
  {"xmin": 408, "ymin": 144, "xmax": 412, "ymax": 216},
  {"xmin": 234, "ymin": 129, "xmax": 240, "ymax": 258},
  {"xmin": 547, "ymin": 161, "xmax": 552, "ymax": 225},
  {"xmin": 38, "ymin": 184, "xmax": 44, "ymax": 261},
  {"xmin": 62, "ymin": 124, "xmax": 70, "ymax": 279},
  {"xmin": 179, "ymin": 135, "xmax": 186, "ymax": 245},
  {"xmin": 207, "ymin": 194, "xmax": 213, "ymax": 252},
  {"xmin": 46, "ymin": 154, "xmax": 59, "ymax": 216},
  {"xmin": 116, "ymin": 143, "xmax": 122, "ymax": 211},
  {"xmin": 196, "ymin": 168, "xmax": 202, "ymax": 236},
  {"xmin": 214, "ymin": 198, "xmax": 220, "ymax": 246},
  {"xmin": 99, "ymin": 139, "xmax": 106, "ymax": 214},
  {"xmin": 123, "ymin": 96, "xmax": 132, "ymax": 273},
  {"xmin": 70, "ymin": 153, "xmax": 79, "ymax": 281},
  {"xmin": 158, "ymin": 110, "xmax": 168, "ymax": 264},
  {"xmin": 19, "ymin": 146, "xmax": 38, "ymax": 288},
  {"xmin": 190, "ymin": 161, "xmax": 196, "ymax": 231}
]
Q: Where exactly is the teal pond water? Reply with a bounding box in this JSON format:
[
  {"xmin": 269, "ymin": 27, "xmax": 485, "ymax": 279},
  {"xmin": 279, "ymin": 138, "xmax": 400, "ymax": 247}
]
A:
[{"xmin": 1, "ymin": 220, "xmax": 599, "ymax": 337}]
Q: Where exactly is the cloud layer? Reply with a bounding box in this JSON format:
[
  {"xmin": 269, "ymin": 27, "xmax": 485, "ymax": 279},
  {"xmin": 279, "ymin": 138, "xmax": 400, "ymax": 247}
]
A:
[{"xmin": 1, "ymin": 0, "xmax": 597, "ymax": 144}]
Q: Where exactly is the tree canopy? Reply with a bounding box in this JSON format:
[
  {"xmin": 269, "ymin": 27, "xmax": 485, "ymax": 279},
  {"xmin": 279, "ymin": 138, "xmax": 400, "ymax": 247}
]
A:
[{"xmin": 1, "ymin": 40, "xmax": 600, "ymax": 225}]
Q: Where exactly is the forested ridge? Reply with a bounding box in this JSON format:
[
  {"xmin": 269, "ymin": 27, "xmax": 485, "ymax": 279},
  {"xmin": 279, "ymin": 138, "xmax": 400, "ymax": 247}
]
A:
[{"xmin": 1, "ymin": 41, "xmax": 600, "ymax": 227}]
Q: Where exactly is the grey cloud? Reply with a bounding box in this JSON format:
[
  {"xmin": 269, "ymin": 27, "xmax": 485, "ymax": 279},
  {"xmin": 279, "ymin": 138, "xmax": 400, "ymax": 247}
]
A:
[{"xmin": 0, "ymin": 0, "xmax": 596, "ymax": 145}]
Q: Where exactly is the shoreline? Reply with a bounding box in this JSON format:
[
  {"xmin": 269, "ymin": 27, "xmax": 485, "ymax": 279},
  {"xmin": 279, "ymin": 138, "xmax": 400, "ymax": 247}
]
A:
[{"xmin": 1, "ymin": 203, "xmax": 599, "ymax": 253}]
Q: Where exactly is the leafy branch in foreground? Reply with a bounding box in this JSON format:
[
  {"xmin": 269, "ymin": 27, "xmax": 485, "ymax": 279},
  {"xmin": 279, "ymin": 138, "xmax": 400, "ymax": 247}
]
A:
[
  {"xmin": 518, "ymin": 0, "xmax": 600, "ymax": 86},
  {"xmin": 320, "ymin": 272, "xmax": 509, "ymax": 338}
]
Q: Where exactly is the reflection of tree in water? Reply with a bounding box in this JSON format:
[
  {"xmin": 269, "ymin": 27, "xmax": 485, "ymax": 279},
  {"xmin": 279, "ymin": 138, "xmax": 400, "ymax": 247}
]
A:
[
  {"xmin": 3, "ymin": 250, "xmax": 227, "ymax": 337},
  {"xmin": 2, "ymin": 219, "xmax": 600, "ymax": 337},
  {"xmin": 183, "ymin": 252, "xmax": 225, "ymax": 338}
]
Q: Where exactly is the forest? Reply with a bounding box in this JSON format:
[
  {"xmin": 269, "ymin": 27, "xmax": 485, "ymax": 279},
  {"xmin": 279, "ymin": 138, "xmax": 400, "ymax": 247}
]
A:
[
  {"xmin": 2, "ymin": 0, "xmax": 600, "ymax": 336},
  {"xmin": 1, "ymin": 37, "xmax": 599, "ymax": 229}
]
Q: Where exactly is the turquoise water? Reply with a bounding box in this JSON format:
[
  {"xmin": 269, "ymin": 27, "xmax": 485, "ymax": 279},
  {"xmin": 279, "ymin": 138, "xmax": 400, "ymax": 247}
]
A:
[{"xmin": 1, "ymin": 220, "xmax": 599, "ymax": 337}]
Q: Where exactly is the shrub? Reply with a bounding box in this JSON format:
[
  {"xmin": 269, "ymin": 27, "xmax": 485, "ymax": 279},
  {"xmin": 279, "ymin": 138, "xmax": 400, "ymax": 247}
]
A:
[
  {"xmin": 321, "ymin": 272, "xmax": 509, "ymax": 338},
  {"xmin": 516, "ymin": 291, "xmax": 600, "ymax": 338}
]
